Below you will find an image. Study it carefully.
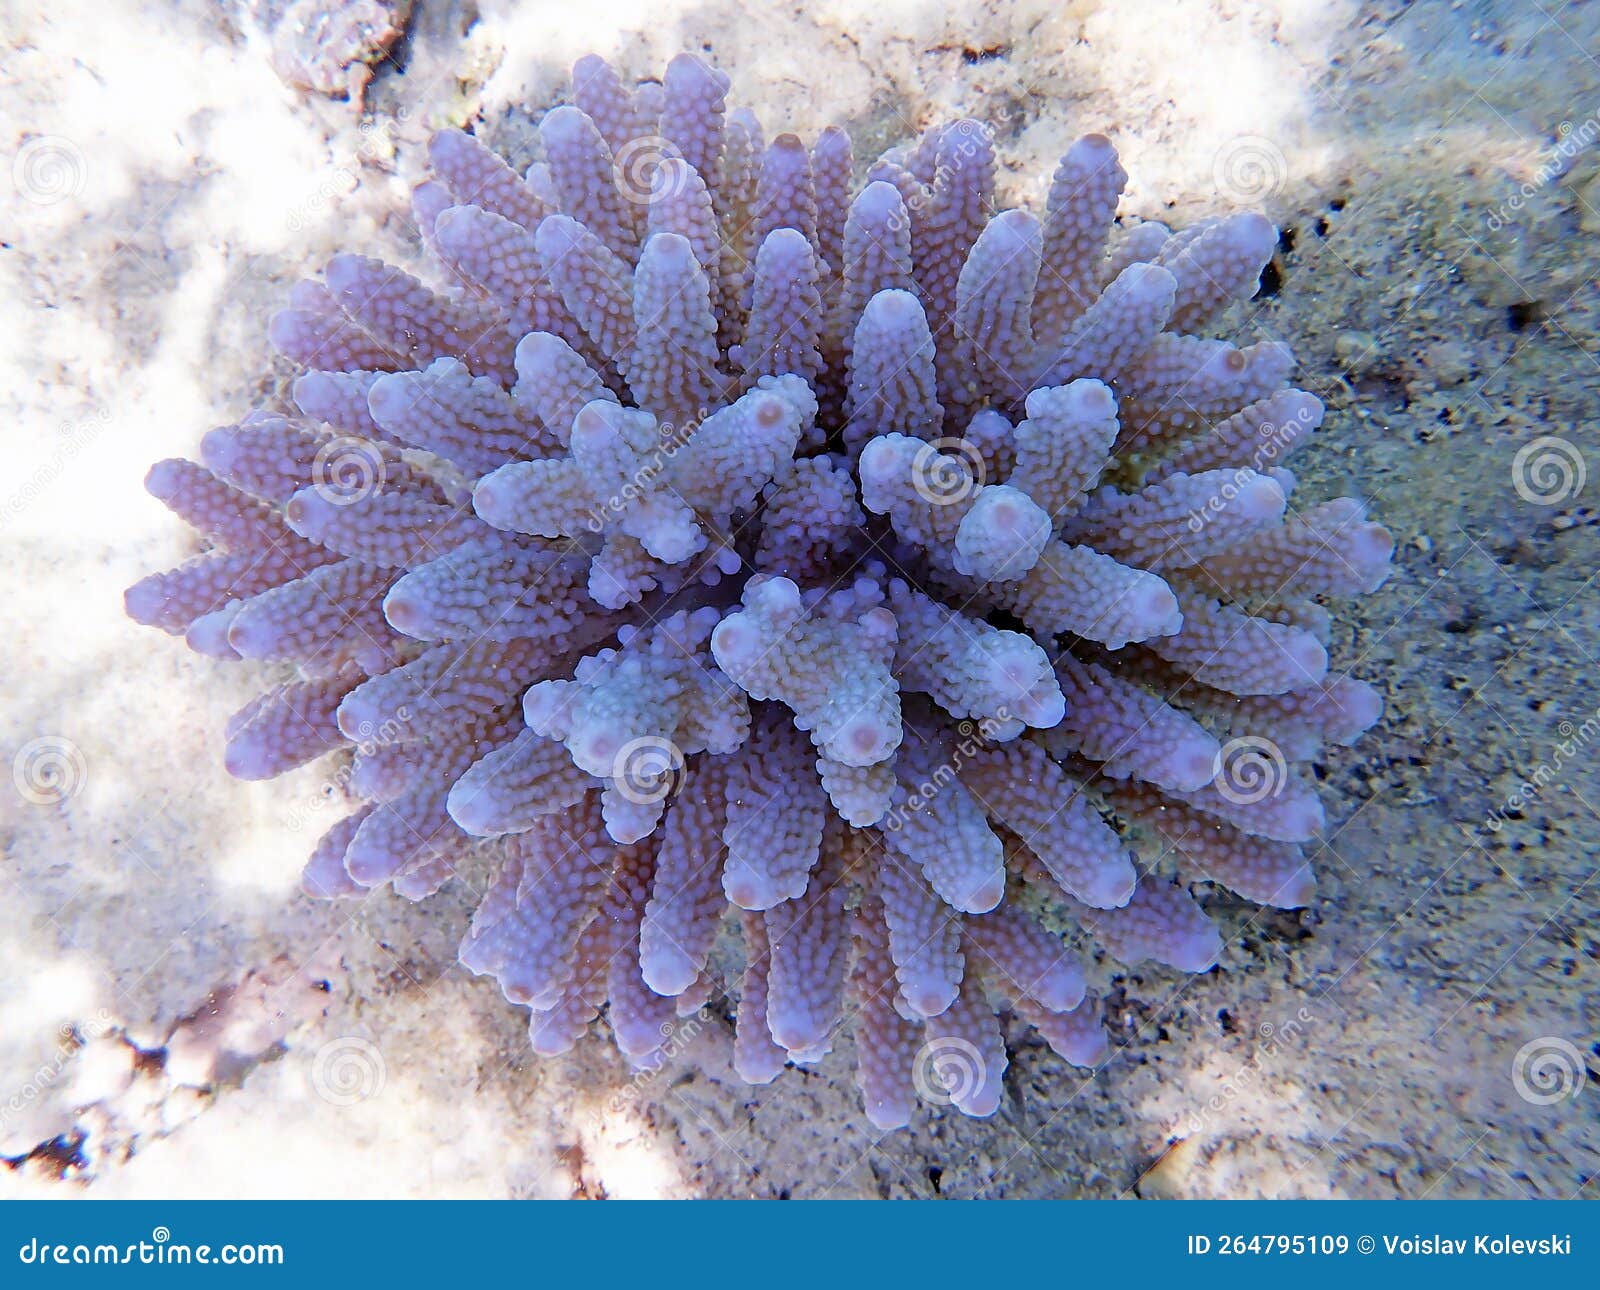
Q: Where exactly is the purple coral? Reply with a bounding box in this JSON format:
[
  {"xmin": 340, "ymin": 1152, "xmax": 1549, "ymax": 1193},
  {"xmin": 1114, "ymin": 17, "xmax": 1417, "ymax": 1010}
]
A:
[{"xmin": 126, "ymin": 53, "xmax": 1392, "ymax": 1128}]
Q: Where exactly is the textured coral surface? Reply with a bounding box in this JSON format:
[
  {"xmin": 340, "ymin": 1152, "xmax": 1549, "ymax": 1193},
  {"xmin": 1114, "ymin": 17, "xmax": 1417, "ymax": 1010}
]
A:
[{"xmin": 125, "ymin": 51, "xmax": 1393, "ymax": 1126}]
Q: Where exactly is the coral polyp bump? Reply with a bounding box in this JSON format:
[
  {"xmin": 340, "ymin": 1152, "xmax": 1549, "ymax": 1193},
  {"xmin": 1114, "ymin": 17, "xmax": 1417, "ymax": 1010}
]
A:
[{"xmin": 126, "ymin": 52, "xmax": 1392, "ymax": 1128}]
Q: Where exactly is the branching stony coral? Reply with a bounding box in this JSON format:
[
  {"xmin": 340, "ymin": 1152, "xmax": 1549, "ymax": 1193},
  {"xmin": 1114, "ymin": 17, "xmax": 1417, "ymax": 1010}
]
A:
[{"xmin": 126, "ymin": 52, "xmax": 1393, "ymax": 1127}]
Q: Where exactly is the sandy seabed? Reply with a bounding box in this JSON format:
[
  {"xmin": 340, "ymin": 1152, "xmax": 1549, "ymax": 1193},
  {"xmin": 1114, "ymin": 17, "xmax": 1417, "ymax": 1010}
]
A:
[{"xmin": 2, "ymin": 0, "xmax": 1596, "ymax": 1198}]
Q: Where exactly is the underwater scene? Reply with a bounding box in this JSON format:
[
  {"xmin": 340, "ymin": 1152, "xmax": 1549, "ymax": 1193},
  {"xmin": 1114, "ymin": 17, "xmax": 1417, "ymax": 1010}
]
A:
[{"xmin": 2, "ymin": 0, "xmax": 1595, "ymax": 1204}]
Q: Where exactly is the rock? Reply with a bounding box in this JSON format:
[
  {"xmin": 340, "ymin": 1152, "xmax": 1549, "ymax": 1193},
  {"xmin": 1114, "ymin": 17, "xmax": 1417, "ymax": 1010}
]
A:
[
  {"xmin": 1579, "ymin": 171, "xmax": 1600, "ymax": 234},
  {"xmin": 62, "ymin": 1037, "xmax": 136, "ymax": 1109},
  {"xmin": 1138, "ymin": 1135, "xmax": 1202, "ymax": 1199},
  {"xmin": 1334, "ymin": 330, "xmax": 1380, "ymax": 374},
  {"xmin": 1421, "ymin": 340, "xmax": 1474, "ymax": 386},
  {"xmin": 254, "ymin": 0, "xmax": 412, "ymax": 105},
  {"xmin": 164, "ymin": 1015, "xmax": 223, "ymax": 1090}
]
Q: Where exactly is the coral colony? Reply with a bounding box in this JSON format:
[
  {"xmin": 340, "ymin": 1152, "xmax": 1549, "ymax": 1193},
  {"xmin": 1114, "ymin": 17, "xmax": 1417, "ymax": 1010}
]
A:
[{"xmin": 126, "ymin": 53, "xmax": 1392, "ymax": 1127}]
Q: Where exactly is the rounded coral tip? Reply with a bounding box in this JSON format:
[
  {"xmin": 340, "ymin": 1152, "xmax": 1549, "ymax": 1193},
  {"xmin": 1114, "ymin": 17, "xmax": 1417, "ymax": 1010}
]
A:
[
  {"xmin": 835, "ymin": 714, "xmax": 898, "ymax": 767},
  {"xmin": 1276, "ymin": 866, "xmax": 1318, "ymax": 910},
  {"xmin": 198, "ymin": 427, "xmax": 237, "ymax": 477},
  {"xmin": 1068, "ymin": 377, "xmax": 1115, "ymax": 415},
  {"xmin": 958, "ymin": 871, "xmax": 1006, "ymax": 915},
  {"xmin": 1173, "ymin": 739, "xmax": 1222, "ymax": 793},
  {"xmin": 1288, "ymin": 634, "xmax": 1329, "ymax": 687},
  {"xmin": 1233, "ymin": 210, "xmax": 1279, "ymax": 258},
  {"xmin": 750, "ymin": 392, "xmax": 787, "ymax": 430},
  {"xmin": 1171, "ymin": 924, "xmax": 1224, "ymax": 973},
  {"xmin": 569, "ymin": 401, "xmax": 618, "ymax": 451},
  {"xmin": 853, "ymin": 179, "xmax": 904, "ymax": 221},
  {"xmin": 1237, "ymin": 471, "xmax": 1287, "ymax": 522},
  {"xmin": 1137, "ymin": 581, "xmax": 1183, "ymax": 638},
  {"xmin": 1070, "ymin": 131, "xmax": 1117, "ymax": 159}
]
